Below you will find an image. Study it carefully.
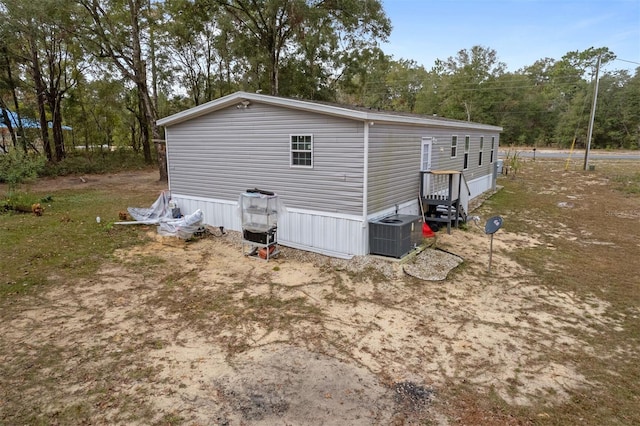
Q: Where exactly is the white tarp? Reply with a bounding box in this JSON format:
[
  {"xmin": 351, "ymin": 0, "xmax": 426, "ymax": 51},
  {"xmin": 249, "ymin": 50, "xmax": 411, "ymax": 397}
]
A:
[
  {"xmin": 128, "ymin": 190, "xmax": 172, "ymax": 223},
  {"xmin": 157, "ymin": 209, "xmax": 203, "ymax": 239},
  {"xmin": 125, "ymin": 191, "xmax": 203, "ymax": 239}
]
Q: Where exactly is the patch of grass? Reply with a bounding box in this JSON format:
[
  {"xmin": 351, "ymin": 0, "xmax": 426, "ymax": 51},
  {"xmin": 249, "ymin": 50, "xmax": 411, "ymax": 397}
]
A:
[
  {"xmin": 244, "ymin": 293, "xmax": 323, "ymax": 326},
  {"xmin": 435, "ymin": 382, "xmax": 529, "ymax": 426},
  {"xmin": 478, "ymin": 159, "xmax": 640, "ymax": 425},
  {"xmin": 611, "ymin": 171, "xmax": 640, "ymax": 194},
  {"xmin": 0, "ymin": 187, "xmax": 155, "ymax": 300},
  {"xmin": 2, "ymin": 162, "xmax": 639, "ymax": 425},
  {"xmin": 158, "ymin": 412, "xmax": 185, "ymax": 425},
  {"xmin": 345, "ymin": 266, "xmax": 388, "ymax": 284},
  {"xmin": 122, "ymin": 254, "xmax": 168, "ymax": 269},
  {"xmin": 0, "ymin": 191, "xmax": 43, "ymax": 213}
]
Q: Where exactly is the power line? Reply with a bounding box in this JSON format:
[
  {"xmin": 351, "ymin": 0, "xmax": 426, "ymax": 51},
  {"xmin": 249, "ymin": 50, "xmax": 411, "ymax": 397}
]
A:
[
  {"xmin": 352, "ymin": 74, "xmax": 602, "ymax": 89},
  {"xmin": 359, "ymin": 81, "xmax": 593, "ymax": 94},
  {"xmin": 615, "ymin": 58, "xmax": 640, "ymax": 66}
]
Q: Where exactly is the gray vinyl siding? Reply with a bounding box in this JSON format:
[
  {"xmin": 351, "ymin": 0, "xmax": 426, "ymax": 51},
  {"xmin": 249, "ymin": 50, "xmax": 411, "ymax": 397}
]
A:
[
  {"xmin": 460, "ymin": 133, "xmax": 500, "ymax": 183},
  {"xmin": 426, "ymin": 130, "xmax": 499, "ymax": 183},
  {"xmin": 368, "ymin": 125, "xmax": 481, "ymax": 213},
  {"xmin": 368, "ymin": 124, "xmax": 423, "ymax": 213},
  {"xmin": 429, "ymin": 130, "xmax": 465, "ymax": 171},
  {"xmin": 368, "ymin": 125, "xmax": 500, "ymax": 212},
  {"xmin": 166, "ymin": 103, "xmax": 365, "ymax": 215}
]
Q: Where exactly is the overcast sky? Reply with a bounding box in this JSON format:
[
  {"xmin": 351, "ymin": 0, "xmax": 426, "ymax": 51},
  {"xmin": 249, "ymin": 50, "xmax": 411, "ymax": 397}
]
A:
[{"xmin": 380, "ymin": 0, "xmax": 640, "ymax": 74}]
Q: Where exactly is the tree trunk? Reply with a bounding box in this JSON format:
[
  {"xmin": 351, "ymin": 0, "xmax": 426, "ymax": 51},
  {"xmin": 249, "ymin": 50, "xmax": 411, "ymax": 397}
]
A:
[
  {"xmin": 46, "ymin": 55, "xmax": 67, "ymax": 162},
  {"xmin": 154, "ymin": 139, "xmax": 167, "ymax": 182},
  {"xmin": 36, "ymin": 91, "xmax": 52, "ymax": 161},
  {"xmin": 28, "ymin": 39, "xmax": 52, "ymax": 160},
  {"xmin": 147, "ymin": 0, "xmax": 158, "ymax": 118},
  {"xmin": 270, "ymin": 48, "xmax": 279, "ymax": 95},
  {"xmin": 137, "ymin": 81, "xmax": 152, "ymax": 163},
  {"xmin": 51, "ymin": 95, "xmax": 65, "ymax": 161},
  {"xmin": 10, "ymin": 86, "xmax": 26, "ymax": 153},
  {"xmin": 130, "ymin": 0, "xmax": 156, "ymax": 163},
  {"xmin": 0, "ymin": 99, "xmax": 17, "ymax": 148},
  {"xmin": 46, "ymin": 78, "xmax": 66, "ymax": 161},
  {"xmin": 463, "ymin": 101, "xmax": 471, "ymax": 122},
  {"xmin": 0, "ymin": 46, "xmax": 24, "ymax": 151}
]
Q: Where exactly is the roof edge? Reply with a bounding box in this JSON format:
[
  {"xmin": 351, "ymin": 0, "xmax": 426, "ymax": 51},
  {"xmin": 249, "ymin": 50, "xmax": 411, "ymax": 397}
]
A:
[
  {"xmin": 156, "ymin": 91, "xmax": 503, "ymax": 132},
  {"xmin": 157, "ymin": 91, "xmax": 370, "ymax": 127}
]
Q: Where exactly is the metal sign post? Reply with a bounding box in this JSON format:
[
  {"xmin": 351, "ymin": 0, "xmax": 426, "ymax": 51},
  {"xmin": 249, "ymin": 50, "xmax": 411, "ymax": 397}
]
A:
[{"xmin": 485, "ymin": 216, "xmax": 503, "ymax": 274}]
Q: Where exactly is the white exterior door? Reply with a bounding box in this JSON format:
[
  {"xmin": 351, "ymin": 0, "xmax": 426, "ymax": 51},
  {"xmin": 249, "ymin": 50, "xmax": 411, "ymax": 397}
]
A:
[
  {"xmin": 421, "ymin": 137, "xmax": 432, "ymax": 171},
  {"xmin": 421, "ymin": 138, "xmax": 433, "ymax": 197}
]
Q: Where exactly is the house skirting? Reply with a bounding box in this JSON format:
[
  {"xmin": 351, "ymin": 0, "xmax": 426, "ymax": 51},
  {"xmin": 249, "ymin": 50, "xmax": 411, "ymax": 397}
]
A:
[
  {"xmin": 171, "ymin": 194, "xmax": 366, "ymax": 259},
  {"xmin": 466, "ymin": 174, "xmax": 493, "ymax": 200},
  {"xmin": 172, "ymin": 180, "xmax": 493, "ymax": 259}
]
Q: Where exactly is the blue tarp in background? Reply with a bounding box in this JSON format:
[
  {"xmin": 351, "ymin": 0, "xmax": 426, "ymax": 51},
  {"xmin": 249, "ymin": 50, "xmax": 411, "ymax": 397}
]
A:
[{"xmin": 0, "ymin": 109, "xmax": 72, "ymax": 130}]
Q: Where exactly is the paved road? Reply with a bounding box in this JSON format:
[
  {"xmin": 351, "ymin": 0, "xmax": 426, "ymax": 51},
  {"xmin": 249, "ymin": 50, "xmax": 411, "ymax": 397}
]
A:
[{"xmin": 499, "ymin": 149, "xmax": 640, "ymax": 160}]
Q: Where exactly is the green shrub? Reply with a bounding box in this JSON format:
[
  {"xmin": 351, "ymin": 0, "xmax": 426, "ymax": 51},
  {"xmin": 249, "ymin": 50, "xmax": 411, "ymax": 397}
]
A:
[
  {"xmin": 0, "ymin": 191, "xmax": 42, "ymax": 213},
  {"xmin": 40, "ymin": 149, "xmax": 152, "ymax": 177},
  {"xmin": 0, "ymin": 150, "xmax": 46, "ymax": 190}
]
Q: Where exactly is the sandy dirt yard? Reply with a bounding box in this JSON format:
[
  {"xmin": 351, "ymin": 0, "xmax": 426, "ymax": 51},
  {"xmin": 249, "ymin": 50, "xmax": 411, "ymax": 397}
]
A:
[{"xmin": 1, "ymin": 162, "xmax": 638, "ymax": 425}]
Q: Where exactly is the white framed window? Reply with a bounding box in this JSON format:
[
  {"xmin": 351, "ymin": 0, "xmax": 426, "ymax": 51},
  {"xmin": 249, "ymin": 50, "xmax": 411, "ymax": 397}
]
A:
[
  {"xmin": 479, "ymin": 136, "xmax": 484, "ymax": 166},
  {"xmin": 490, "ymin": 136, "xmax": 495, "ymax": 163},
  {"xmin": 290, "ymin": 134, "xmax": 313, "ymax": 167},
  {"xmin": 463, "ymin": 135, "xmax": 470, "ymax": 170},
  {"xmin": 451, "ymin": 135, "xmax": 458, "ymax": 158}
]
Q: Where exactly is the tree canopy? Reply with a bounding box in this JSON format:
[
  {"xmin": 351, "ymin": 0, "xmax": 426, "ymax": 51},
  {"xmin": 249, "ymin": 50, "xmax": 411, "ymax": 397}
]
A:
[{"xmin": 0, "ymin": 0, "xmax": 637, "ymax": 163}]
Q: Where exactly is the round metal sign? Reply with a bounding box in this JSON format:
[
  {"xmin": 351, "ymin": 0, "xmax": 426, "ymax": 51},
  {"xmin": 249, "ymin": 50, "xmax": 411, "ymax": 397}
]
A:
[{"xmin": 485, "ymin": 216, "xmax": 503, "ymax": 234}]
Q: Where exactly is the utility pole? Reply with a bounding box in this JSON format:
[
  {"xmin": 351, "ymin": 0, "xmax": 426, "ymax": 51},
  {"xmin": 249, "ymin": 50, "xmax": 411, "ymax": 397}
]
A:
[{"xmin": 584, "ymin": 55, "xmax": 601, "ymax": 171}]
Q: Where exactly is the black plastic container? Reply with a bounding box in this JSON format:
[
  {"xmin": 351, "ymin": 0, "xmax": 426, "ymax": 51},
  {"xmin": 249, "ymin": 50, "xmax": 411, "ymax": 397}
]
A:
[{"xmin": 243, "ymin": 228, "xmax": 276, "ymax": 245}]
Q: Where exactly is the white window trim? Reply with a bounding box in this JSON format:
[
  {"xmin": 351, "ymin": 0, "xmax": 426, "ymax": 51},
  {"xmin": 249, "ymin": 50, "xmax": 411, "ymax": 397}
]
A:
[
  {"xmin": 420, "ymin": 137, "xmax": 432, "ymax": 171},
  {"xmin": 451, "ymin": 135, "xmax": 458, "ymax": 158},
  {"xmin": 479, "ymin": 136, "xmax": 484, "ymax": 166},
  {"xmin": 290, "ymin": 134, "xmax": 313, "ymax": 168},
  {"xmin": 490, "ymin": 136, "xmax": 496, "ymax": 163},
  {"xmin": 463, "ymin": 135, "xmax": 470, "ymax": 170}
]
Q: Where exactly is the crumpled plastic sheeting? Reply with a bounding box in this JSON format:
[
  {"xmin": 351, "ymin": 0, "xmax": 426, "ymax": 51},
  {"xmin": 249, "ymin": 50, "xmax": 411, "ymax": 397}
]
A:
[
  {"xmin": 157, "ymin": 209, "xmax": 203, "ymax": 239},
  {"xmin": 237, "ymin": 190, "xmax": 287, "ymax": 232},
  {"xmin": 128, "ymin": 190, "xmax": 172, "ymax": 223},
  {"xmin": 127, "ymin": 191, "xmax": 203, "ymax": 239}
]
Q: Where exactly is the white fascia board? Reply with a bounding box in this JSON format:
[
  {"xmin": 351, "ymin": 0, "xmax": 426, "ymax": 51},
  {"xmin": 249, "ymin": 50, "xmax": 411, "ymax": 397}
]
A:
[
  {"xmin": 157, "ymin": 91, "xmax": 368, "ymax": 126},
  {"xmin": 157, "ymin": 92, "xmax": 248, "ymax": 126},
  {"xmin": 254, "ymin": 94, "xmax": 369, "ymax": 121}
]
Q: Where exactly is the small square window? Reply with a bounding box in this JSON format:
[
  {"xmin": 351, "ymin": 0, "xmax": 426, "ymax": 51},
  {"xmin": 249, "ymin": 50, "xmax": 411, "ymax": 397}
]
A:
[{"xmin": 291, "ymin": 135, "xmax": 313, "ymax": 167}]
